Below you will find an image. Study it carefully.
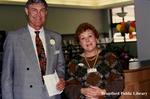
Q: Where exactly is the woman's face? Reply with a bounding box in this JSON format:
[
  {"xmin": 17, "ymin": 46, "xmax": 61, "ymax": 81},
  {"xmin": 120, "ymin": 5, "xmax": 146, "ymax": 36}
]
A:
[{"xmin": 79, "ymin": 29, "xmax": 97, "ymax": 53}]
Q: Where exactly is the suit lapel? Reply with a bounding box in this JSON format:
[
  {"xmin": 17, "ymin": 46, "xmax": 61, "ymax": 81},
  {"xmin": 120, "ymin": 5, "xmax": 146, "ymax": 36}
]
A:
[
  {"xmin": 45, "ymin": 30, "xmax": 55, "ymax": 74},
  {"xmin": 20, "ymin": 27, "xmax": 55, "ymax": 75},
  {"xmin": 19, "ymin": 27, "xmax": 41, "ymax": 76}
]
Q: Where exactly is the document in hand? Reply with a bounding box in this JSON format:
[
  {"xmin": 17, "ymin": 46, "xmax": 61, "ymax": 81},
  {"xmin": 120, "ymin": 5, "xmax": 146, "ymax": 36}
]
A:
[{"xmin": 43, "ymin": 71, "xmax": 62, "ymax": 97}]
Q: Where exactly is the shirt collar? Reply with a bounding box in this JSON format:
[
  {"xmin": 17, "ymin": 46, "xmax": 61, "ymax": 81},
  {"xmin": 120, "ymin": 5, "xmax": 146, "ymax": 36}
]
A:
[{"xmin": 27, "ymin": 24, "xmax": 44, "ymax": 33}]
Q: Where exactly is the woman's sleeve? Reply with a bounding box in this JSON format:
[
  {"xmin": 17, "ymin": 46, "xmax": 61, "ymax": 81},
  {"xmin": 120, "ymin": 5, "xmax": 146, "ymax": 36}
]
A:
[
  {"xmin": 64, "ymin": 60, "xmax": 82, "ymax": 99},
  {"xmin": 105, "ymin": 52, "xmax": 125, "ymax": 99}
]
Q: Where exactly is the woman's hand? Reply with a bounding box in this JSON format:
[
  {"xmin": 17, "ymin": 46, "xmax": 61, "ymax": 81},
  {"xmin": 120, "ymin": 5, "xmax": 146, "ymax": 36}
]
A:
[
  {"xmin": 80, "ymin": 86, "xmax": 106, "ymax": 99},
  {"xmin": 90, "ymin": 86, "xmax": 106, "ymax": 96},
  {"xmin": 56, "ymin": 78, "xmax": 65, "ymax": 91},
  {"xmin": 81, "ymin": 87, "xmax": 95, "ymax": 98}
]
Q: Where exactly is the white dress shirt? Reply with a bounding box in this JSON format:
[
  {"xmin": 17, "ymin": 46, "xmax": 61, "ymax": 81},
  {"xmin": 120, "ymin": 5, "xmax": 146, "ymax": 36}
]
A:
[{"xmin": 28, "ymin": 24, "xmax": 47, "ymax": 61}]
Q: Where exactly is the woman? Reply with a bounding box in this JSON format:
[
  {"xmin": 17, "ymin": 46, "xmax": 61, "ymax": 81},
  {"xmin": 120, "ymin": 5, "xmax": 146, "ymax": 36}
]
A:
[{"xmin": 64, "ymin": 23, "xmax": 124, "ymax": 99}]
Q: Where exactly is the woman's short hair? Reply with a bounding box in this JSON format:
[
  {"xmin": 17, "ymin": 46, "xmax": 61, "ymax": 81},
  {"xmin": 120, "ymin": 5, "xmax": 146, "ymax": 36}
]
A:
[{"xmin": 75, "ymin": 22, "xmax": 99, "ymax": 42}]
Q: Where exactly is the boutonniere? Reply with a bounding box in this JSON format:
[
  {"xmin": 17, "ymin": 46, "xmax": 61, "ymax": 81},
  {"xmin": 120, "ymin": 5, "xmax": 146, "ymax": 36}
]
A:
[
  {"xmin": 78, "ymin": 63, "xmax": 84, "ymax": 67},
  {"xmin": 49, "ymin": 39, "xmax": 55, "ymax": 45}
]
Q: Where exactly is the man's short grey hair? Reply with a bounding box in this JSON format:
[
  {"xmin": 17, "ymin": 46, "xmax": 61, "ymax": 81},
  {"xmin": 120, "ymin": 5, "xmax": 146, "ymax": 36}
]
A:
[{"xmin": 25, "ymin": 0, "xmax": 48, "ymax": 9}]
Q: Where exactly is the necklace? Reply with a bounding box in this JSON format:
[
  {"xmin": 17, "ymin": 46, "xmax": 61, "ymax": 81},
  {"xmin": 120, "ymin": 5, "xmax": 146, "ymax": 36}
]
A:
[
  {"xmin": 84, "ymin": 49, "xmax": 99, "ymax": 68},
  {"xmin": 86, "ymin": 55, "xmax": 97, "ymax": 61}
]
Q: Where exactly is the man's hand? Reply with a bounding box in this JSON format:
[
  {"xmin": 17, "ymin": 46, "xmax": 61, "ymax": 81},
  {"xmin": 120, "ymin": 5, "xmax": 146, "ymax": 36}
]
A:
[{"xmin": 56, "ymin": 78, "xmax": 65, "ymax": 91}]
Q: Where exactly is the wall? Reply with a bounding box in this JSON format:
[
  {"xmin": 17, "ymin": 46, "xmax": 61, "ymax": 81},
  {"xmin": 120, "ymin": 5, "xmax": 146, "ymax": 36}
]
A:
[
  {"xmin": 135, "ymin": 0, "xmax": 150, "ymax": 61},
  {"xmin": 0, "ymin": 4, "xmax": 109, "ymax": 34}
]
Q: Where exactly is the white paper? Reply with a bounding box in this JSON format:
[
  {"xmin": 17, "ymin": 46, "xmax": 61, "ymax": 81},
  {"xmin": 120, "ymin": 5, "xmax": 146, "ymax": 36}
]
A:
[{"xmin": 43, "ymin": 71, "xmax": 62, "ymax": 97}]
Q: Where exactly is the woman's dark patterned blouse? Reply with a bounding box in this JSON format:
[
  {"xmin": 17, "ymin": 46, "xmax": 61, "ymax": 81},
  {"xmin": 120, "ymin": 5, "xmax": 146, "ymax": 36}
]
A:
[{"xmin": 65, "ymin": 50, "xmax": 124, "ymax": 99}]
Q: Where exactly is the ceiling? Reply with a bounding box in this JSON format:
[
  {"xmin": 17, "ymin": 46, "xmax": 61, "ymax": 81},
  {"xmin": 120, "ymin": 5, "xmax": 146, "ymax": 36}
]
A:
[{"xmin": 0, "ymin": 0, "xmax": 134, "ymax": 9}]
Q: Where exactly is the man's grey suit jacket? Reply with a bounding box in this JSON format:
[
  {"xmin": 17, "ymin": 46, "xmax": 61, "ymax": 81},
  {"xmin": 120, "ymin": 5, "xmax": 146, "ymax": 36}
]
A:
[{"xmin": 1, "ymin": 26, "xmax": 65, "ymax": 99}]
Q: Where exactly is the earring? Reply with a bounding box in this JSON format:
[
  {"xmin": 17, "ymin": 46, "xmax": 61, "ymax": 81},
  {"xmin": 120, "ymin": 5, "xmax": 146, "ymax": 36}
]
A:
[{"xmin": 96, "ymin": 39, "xmax": 100, "ymax": 44}]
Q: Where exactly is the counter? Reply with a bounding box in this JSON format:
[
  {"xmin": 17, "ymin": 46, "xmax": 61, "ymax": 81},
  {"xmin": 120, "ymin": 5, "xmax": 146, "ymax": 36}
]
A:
[{"xmin": 120, "ymin": 66, "xmax": 150, "ymax": 99}]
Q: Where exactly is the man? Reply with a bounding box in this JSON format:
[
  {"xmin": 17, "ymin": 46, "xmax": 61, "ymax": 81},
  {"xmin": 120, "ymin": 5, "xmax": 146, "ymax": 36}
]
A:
[{"xmin": 1, "ymin": 0, "xmax": 65, "ymax": 99}]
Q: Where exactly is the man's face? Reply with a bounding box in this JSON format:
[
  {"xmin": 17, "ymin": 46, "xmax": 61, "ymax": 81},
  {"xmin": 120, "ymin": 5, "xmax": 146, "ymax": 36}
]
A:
[{"xmin": 25, "ymin": 3, "xmax": 47, "ymax": 30}]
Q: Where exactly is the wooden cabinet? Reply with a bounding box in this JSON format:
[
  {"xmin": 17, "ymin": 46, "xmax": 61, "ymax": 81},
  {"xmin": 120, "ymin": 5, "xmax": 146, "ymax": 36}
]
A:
[{"xmin": 120, "ymin": 66, "xmax": 150, "ymax": 99}]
